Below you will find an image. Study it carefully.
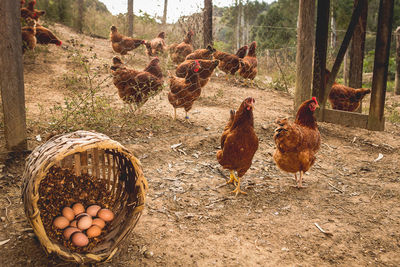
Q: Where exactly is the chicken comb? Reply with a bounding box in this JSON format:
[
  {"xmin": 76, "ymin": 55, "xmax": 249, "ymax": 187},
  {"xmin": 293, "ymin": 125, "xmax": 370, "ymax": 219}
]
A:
[
  {"xmin": 194, "ymin": 60, "xmax": 200, "ymax": 72},
  {"xmin": 312, "ymin": 96, "xmax": 318, "ymax": 105}
]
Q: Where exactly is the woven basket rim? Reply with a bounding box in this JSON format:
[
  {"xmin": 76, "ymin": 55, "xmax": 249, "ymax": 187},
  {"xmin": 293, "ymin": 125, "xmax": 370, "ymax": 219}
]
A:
[{"xmin": 22, "ymin": 130, "xmax": 147, "ymax": 263}]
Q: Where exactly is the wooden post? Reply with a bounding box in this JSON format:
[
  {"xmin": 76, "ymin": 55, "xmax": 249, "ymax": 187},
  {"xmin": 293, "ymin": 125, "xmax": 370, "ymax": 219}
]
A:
[
  {"xmin": 349, "ymin": 0, "xmax": 368, "ymax": 112},
  {"xmin": 312, "ymin": 0, "xmax": 330, "ymax": 103},
  {"xmin": 127, "ymin": 0, "xmax": 134, "ymax": 36},
  {"xmin": 294, "ymin": 0, "xmax": 316, "ymax": 111},
  {"xmin": 320, "ymin": 0, "xmax": 364, "ymax": 118},
  {"xmin": 0, "ymin": 0, "xmax": 27, "ymax": 151},
  {"xmin": 367, "ymin": 0, "xmax": 394, "ymax": 131},
  {"xmin": 395, "ymin": 26, "xmax": 400, "ymax": 95},
  {"xmin": 203, "ymin": 0, "xmax": 213, "ymax": 47}
]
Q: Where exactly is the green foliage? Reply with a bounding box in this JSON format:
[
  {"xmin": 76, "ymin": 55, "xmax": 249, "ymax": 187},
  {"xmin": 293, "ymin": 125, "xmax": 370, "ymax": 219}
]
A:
[
  {"xmin": 250, "ymin": 0, "xmax": 297, "ymax": 50},
  {"xmin": 216, "ymin": 0, "xmax": 269, "ymax": 51},
  {"xmin": 46, "ymin": 48, "xmax": 118, "ymax": 133}
]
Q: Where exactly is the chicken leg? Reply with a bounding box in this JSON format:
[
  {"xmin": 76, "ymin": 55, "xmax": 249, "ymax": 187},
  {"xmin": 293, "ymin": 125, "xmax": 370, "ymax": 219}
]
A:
[
  {"xmin": 226, "ymin": 170, "xmax": 238, "ymax": 185},
  {"xmin": 231, "ymin": 176, "xmax": 247, "ymax": 196},
  {"xmin": 297, "ymin": 171, "xmax": 306, "ymax": 188},
  {"xmin": 173, "ymin": 108, "xmax": 177, "ymax": 120}
]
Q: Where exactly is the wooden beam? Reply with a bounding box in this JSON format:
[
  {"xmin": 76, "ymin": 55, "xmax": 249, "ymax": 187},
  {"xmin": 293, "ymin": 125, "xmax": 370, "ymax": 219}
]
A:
[
  {"xmin": 312, "ymin": 0, "xmax": 330, "ymax": 103},
  {"xmin": 294, "ymin": 0, "xmax": 315, "ymax": 111},
  {"xmin": 349, "ymin": 0, "xmax": 368, "ymax": 112},
  {"xmin": 367, "ymin": 0, "xmax": 394, "ymax": 131},
  {"xmin": 317, "ymin": 109, "xmax": 370, "ymax": 129},
  {"xmin": 0, "ymin": 0, "xmax": 27, "ymax": 151},
  {"xmin": 320, "ymin": 0, "xmax": 364, "ymax": 120}
]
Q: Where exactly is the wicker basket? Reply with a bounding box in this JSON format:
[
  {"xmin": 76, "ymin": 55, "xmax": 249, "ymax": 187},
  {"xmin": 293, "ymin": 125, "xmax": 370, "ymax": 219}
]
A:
[{"xmin": 22, "ymin": 130, "xmax": 147, "ymax": 264}]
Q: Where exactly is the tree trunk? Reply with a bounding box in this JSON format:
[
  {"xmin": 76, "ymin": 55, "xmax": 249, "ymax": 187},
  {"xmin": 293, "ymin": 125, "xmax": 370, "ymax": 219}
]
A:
[
  {"xmin": 77, "ymin": 0, "xmax": 84, "ymax": 33},
  {"xmin": 295, "ymin": 0, "xmax": 316, "ymax": 110},
  {"xmin": 343, "ymin": 49, "xmax": 349, "ymax": 85},
  {"xmin": 162, "ymin": 0, "xmax": 168, "ymax": 25},
  {"xmin": 330, "ymin": 12, "xmax": 337, "ymax": 49},
  {"xmin": 128, "ymin": 0, "xmax": 134, "ymax": 37},
  {"xmin": 203, "ymin": 0, "xmax": 213, "ymax": 47},
  {"xmin": 395, "ymin": 26, "xmax": 400, "ymax": 95},
  {"xmin": 349, "ymin": 0, "xmax": 368, "ymax": 111},
  {"xmin": 0, "ymin": 0, "xmax": 27, "ymax": 151},
  {"xmin": 235, "ymin": 0, "xmax": 241, "ymax": 50},
  {"xmin": 241, "ymin": 3, "xmax": 245, "ymax": 45}
]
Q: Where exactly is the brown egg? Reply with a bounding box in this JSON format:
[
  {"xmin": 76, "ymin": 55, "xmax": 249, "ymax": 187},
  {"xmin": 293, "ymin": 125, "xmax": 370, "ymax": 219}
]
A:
[
  {"xmin": 92, "ymin": 218, "xmax": 105, "ymax": 229},
  {"xmin": 71, "ymin": 232, "xmax": 89, "ymax": 247},
  {"xmin": 62, "ymin": 207, "xmax": 75, "ymax": 221},
  {"xmin": 86, "ymin": 225, "xmax": 101, "ymax": 238},
  {"xmin": 53, "ymin": 216, "xmax": 70, "ymax": 229},
  {"xmin": 63, "ymin": 227, "xmax": 81, "ymax": 240},
  {"xmin": 86, "ymin": 205, "xmax": 101, "ymax": 217},
  {"xmin": 75, "ymin": 212, "xmax": 89, "ymax": 220},
  {"xmin": 72, "ymin": 203, "xmax": 85, "ymax": 215},
  {"xmin": 77, "ymin": 215, "xmax": 92, "ymax": 230},
  {"xmin": 70, "ymin": 220, "xmax": 77, "ymax": 228},
  {"xmin": 97, "ymin": 209, "xmax": 114, "ymax": 222}
]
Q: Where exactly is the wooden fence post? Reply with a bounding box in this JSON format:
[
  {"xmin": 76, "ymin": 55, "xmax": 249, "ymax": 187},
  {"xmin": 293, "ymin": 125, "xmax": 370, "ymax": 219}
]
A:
[
  {"xmin": 349, "ymin": 0, "xmax": 368, "ymax": 112},
  {"xmin": 367, "ymin": 0, "xmax": 394, "ymax": 131},
  {"xmin": 294, "ymin": 0, "xmax": 315, "ymax": 111},
  {"xmin": 312, "ymin": 0, "xmax": 330, "ymax": 104},
  {"xmin": 0, "ymin": 0, "xmax": 28, "ymax": 151}
]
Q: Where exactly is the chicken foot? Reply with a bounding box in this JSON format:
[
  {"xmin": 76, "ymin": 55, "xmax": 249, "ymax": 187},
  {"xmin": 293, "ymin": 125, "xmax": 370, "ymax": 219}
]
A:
[{"xmin": 231, "ymin": 176, "xmax": 247, "ymax": 196}]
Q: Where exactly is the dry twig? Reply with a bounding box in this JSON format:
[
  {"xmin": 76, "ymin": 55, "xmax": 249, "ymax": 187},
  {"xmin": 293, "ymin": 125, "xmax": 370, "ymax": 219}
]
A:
[{"xmin": 314, "ymin": 223, "xmax": 333, "ymax": 237}]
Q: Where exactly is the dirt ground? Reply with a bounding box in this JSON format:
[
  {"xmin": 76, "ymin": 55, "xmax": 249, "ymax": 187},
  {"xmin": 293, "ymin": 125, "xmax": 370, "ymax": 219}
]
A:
[{"xmin": 1, "ymin": 24, "xmax": 400, "ymax": 266}]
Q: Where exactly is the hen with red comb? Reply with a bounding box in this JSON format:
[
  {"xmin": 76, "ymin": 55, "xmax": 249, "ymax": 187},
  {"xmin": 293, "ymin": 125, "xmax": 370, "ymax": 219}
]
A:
[
  {"xmin": 273, "ymin": 97, "xmax": 321, "ymax": 188},
  {"xmin": 217, "ymin": 97, "xmax": 259, "ymax": 196}
]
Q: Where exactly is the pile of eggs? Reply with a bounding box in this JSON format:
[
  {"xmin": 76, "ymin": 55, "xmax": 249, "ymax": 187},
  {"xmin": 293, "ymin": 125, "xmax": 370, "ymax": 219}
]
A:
[{"xmin": 53, "ymin": 203, "xmax": 114, "ymax": 247}]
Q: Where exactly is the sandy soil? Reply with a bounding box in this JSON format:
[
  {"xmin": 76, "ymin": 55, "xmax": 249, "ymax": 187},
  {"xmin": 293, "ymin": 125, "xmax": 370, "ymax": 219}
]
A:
[{"xmin": 0, "ymin": 24, "xmax": 400, "ymax": 267}]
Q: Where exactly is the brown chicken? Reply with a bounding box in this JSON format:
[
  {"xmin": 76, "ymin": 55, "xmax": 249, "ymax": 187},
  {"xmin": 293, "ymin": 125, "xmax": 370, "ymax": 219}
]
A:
[
  {"xmin": 168, "ymin": 60, "xmax": 201, "ymax": 120},
  {"xmin": 21, "ymin": 18, "xmax": 36, "ymax": 53},
  {"xmin": 110, "ymin": 26, "xmax": 145, "ymax": 55},
  {"xmin": 213, "ymin": 45, "xmax": 248, "ymax": 78},
  {"xmin": 217, "ymin": 97, "xmax": 259, "ymax": 195},
  {"xmin": 21, "ymin": 0, "xmax": 45, "ymax": 21},
  {"xmin": 175, "ymin": 59, "xmax": 219, "ymax": 88},
  {"xmin": 145, "ymin": 32, "xmax": 166, "ymax": 57},
  {"xmin": 111, "ymin": 57, "xmax": 163, "ymax": 110},
  {"xmin": 143, "ymin": 57, "xmax": 163, "ymax": 81},
  {"xmin": 325, "ymin": 69, "xmax": 371, "ymax": 112},
  {"xmin": 35, "ymin": 24, "xmax": 62, "ymax": 46},
  {"xmin": 185, "ymin": 45, "xmax": 216, "ymax": 60},
  {"xmin": 239, "ymin": 41, "xmax": 258, "ymax": 85},
  {"xmin": 273, "ymin": 97, "xmax": 321, "ymax": 188},
  {"xmin": 170, "ymin": 30, "xmax": 194, "ymax": 64}
]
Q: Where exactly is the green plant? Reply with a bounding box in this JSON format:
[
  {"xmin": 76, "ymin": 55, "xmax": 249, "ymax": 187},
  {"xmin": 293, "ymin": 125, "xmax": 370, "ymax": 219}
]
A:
[{"xmin": 46, "ymin": 48, "xmax": 118, "ymax": 133}]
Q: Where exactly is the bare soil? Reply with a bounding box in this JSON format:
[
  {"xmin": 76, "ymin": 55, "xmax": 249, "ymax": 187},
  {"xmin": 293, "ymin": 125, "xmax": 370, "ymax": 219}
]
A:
[{"xmin": 0, "ymin": 24, "xmax": 400, "ymax": 266}]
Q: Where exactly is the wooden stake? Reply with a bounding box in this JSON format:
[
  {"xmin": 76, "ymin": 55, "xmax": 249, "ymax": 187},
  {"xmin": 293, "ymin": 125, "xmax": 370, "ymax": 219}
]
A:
[{"xmin": 367, "ymin": 0, "xmax": 394, "ymax": 131}]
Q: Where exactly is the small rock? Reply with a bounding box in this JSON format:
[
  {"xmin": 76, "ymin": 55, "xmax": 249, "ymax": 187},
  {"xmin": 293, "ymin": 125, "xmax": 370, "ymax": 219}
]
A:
[
  {"xmin": 262, "ymin": 124, "xmax": 269, "ymax": 130},
  {"xmin": 205, "ymin": 127, "xmax": 211, "ymax": 131},
  {"xmin": 144, "ymin": 250, "xmax": 154, "ymax": 259},
  {"xmin": 0, "ymin": 217, "xmax": 5, "ymax": 222}
]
